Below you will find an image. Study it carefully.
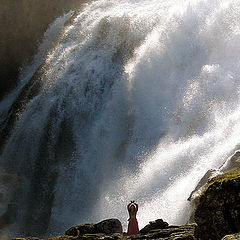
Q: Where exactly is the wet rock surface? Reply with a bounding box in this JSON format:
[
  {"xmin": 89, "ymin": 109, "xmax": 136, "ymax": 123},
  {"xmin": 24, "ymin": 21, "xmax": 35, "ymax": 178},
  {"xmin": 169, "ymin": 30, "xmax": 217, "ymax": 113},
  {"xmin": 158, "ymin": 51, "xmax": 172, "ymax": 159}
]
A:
[
  {"xmin": 139, "ymin": 219, "xmax": 169, "ymax": 234},
  {"xmin": 194, "ymin": 169, "xmax": 240, "ymax": 240}
]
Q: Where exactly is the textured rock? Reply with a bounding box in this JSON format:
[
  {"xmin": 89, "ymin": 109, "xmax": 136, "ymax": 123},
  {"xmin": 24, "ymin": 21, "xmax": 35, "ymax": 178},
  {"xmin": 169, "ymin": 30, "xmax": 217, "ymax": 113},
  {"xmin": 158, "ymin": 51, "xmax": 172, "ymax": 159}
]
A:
[
  {"xmin": 13, "ymin": 223, "xmax": 196, "ymax": 240},
  {"xmin": 220, "ymin": 151, "xmax": 240, "ymax": 172},
  {"xmin": 194, "ymin": 169, "xmax": 240, "ymax": 240},
  {"xmin": 65, "ymin": 224, "xmax": 96, "ymax": 236},
  {"xmin": 131, "ymin": 223, "xmax": 196, "ymax": 240},
  {"xmin": 94, "ymin": 219, "xmax": 123, "ymax": 235},
  {"xmin": 139, "ymin": 219, "xmax": 169, "ymax": 234},
  {"xmin": 13, "ymin": 238, "xmax": 40, "ymax": 240},
  {"xmin": 221, "ymin": 233, "xmax": 240, "ymax": 240},
  {"xmin": 65, "ymin": 219, "xmax": 122, "ymax": 237}
]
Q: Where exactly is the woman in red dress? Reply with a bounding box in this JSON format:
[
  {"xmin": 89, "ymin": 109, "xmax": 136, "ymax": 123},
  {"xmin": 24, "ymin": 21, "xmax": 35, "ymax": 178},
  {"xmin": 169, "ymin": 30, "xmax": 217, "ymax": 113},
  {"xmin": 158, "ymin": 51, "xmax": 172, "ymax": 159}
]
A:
[{"xmin": 127, "ymin": 201, "xmax": 139, "ymax": 235}]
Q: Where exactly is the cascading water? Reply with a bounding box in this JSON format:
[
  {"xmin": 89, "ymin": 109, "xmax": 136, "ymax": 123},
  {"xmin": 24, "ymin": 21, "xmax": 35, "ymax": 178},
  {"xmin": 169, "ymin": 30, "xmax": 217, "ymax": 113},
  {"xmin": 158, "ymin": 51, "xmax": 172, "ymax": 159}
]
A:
[{"xmin": 1, "ymin": 0, "xmax": 240, "ymax": 237}]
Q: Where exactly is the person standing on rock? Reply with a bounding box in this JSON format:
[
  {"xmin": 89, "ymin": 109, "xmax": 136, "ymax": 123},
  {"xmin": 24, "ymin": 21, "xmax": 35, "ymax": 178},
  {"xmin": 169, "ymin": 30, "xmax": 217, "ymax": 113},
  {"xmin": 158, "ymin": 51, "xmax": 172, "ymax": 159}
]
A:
[{"xmin": 127, "ymin": 201, "xmax": 139, "ymax": 235}]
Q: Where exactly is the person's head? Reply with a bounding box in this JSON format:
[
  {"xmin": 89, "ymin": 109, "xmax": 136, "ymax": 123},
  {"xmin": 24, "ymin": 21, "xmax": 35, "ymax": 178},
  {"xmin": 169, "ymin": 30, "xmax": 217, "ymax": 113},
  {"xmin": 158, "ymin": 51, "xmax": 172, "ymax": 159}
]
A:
[{"xmin": 129, "ymin": 203, "xmax": 136, "ymax": 212}]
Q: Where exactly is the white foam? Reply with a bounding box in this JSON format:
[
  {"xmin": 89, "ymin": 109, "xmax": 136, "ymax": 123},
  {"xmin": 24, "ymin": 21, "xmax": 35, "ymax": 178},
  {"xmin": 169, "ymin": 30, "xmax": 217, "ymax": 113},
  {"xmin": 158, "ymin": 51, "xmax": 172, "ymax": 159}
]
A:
[{"xmin": 1, "ymin": 0, "xmax": 240, "ymax": 235}]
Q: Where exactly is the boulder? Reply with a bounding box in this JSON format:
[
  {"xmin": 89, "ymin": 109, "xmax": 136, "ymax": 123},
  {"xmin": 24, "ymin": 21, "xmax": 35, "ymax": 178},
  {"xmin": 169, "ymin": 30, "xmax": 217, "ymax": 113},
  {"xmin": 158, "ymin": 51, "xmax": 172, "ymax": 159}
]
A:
[
  {"xmin": 94, "ymin": 219, "xmax": 123, "ymax": 235},
  {"xmin": 194, "ymin": 169, "xmax": 240, "ymax": 240},
  {"xmin": 139, "ymin": 219, "xmax": 169, "ymax": 234},
  {"xmin": 65, "ymin": 218, "xmax": 122, "ymax": 236},
  {"xmin": 65, "ymin": 223, "xmax": 96, "ymax": 236}
]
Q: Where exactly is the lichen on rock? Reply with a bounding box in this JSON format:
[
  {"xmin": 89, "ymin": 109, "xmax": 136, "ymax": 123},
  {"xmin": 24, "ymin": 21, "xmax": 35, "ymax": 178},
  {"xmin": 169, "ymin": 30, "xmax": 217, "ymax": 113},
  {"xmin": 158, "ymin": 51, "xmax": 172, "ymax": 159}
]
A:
[
  {"xmin": 221, "ymin": 233, "xmax": 240, "ymax": 240},
  {"xmin": 194, "ymin": 169, "xmax": 240, "ymax": 240}
]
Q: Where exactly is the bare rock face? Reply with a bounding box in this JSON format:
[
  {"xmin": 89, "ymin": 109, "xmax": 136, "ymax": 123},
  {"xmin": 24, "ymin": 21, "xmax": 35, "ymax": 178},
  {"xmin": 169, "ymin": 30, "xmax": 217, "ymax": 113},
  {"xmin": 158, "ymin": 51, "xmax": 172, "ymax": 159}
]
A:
[
  {"xmin": 139, "ymin": 219, "xmax": 169, "ymax": 234},
  {"xmin": 65, "ymin": 218, "xmax": 123, "ymax": 237},
  {"xmin": 194, "ymin": 169, "xmax": 240, "ymax": 240}
]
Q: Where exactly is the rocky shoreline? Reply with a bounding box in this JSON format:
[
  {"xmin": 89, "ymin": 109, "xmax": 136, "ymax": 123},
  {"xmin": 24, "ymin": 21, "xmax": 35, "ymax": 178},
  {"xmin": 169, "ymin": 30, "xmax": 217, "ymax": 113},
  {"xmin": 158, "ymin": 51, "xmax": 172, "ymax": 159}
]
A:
[{"xmin": 12, "ymin": 168, "xmax": 240, "ymax": 240}]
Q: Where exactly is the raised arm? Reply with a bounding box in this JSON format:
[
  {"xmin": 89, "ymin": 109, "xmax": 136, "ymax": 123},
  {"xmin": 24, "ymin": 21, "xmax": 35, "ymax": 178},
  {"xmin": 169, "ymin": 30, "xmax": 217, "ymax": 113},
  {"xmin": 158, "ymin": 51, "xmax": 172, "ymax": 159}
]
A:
[{"xmin": 135, "ymin": 203, "xmax": 138, "ymax": 212}]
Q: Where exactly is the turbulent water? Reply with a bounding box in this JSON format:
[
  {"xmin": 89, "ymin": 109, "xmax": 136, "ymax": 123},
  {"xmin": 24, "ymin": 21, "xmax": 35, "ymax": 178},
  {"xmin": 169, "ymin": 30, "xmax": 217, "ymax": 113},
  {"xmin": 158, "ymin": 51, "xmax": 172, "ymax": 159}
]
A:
[{"xmin": 1, "ymin": 0, "xmax": 240, "ymax": 237}]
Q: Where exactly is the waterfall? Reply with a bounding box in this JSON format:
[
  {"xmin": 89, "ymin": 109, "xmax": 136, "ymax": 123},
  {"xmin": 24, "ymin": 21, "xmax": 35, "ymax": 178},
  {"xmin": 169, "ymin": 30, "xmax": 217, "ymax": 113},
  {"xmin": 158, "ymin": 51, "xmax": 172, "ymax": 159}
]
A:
[{"xmin": 1, "ymin": 0, "xmax": 240, "ymax": 237}]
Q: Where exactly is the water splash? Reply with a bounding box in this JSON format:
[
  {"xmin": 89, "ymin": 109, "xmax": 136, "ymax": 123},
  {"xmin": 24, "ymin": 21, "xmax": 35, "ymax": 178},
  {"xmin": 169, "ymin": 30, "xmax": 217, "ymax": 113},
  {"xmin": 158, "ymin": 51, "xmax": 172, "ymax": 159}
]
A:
[{"xmin": 1, "ymin": 0, "xmax": 240, "ymax": 236}]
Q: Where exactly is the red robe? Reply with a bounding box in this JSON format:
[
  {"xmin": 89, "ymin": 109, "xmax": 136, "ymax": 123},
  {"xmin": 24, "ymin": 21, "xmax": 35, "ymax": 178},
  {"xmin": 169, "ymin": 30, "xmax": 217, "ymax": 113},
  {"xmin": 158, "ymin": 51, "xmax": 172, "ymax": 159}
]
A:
[{"xmin": 127, "ymin": 203, "xmax": 139, "ymax": 235}]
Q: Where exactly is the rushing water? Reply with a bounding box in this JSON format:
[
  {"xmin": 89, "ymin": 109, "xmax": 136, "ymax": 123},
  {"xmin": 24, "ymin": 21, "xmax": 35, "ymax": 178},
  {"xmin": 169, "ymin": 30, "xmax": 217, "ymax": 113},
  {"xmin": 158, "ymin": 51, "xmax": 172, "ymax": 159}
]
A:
[{"xmin": 1, "ymin": 0, "xmax": 240, "ymax": 237}]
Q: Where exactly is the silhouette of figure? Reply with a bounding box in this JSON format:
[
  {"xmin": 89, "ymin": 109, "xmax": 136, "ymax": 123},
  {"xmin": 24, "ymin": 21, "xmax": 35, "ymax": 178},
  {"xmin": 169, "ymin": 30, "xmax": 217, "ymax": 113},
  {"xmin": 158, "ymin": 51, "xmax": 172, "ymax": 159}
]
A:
[{"xmin": 127, "ymin": 201, "xmax": 139, "ymax": 235}]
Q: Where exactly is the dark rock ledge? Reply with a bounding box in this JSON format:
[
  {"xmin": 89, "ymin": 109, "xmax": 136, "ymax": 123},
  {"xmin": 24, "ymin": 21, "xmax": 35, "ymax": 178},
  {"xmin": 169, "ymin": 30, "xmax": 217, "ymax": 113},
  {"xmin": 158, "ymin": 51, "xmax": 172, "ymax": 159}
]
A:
[{"xmin": 13, "ymin": 221, "xmax": 197, "ymax": 240}]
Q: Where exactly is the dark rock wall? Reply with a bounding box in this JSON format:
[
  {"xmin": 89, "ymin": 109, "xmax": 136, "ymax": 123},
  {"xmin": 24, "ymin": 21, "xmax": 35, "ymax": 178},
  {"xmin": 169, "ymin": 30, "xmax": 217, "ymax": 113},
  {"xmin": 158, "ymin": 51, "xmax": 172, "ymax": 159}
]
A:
[
  {"xmin": 0, "ymin": 0, "xmax": 87, "ymax": 100},
  {"xmin": 194, "ymin": 170, "xmax": 240, "ymax": 240}
]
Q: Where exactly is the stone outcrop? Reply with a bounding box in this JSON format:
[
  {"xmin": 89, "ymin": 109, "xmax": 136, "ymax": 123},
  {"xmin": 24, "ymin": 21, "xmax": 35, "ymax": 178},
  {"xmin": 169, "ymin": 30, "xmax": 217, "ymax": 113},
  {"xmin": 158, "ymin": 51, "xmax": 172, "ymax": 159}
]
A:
[
  {"xmin": 139, "ymin": 219, "xmax": 169, "ymax": 234},
  {"xmin": 13, "ymin": 223, "xmax": 197, "ymax": 240},
  {"xmin": 65, "ymin": 219, "xmax": 123, "ymax": 236},
  {"xmin": 194, "ymin": 169, "xmax": 240, "ymax": 240},
  {"xmin": 132, "ymin": 223, "xmax": 196, "ymax": 240}
]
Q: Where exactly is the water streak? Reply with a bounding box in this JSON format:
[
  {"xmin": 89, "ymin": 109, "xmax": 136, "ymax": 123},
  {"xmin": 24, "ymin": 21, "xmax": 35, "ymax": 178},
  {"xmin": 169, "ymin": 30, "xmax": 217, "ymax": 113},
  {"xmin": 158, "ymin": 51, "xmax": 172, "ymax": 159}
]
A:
[{"xmin": 1, "ymin": 0, "xmax": 240, "ymax": 236}]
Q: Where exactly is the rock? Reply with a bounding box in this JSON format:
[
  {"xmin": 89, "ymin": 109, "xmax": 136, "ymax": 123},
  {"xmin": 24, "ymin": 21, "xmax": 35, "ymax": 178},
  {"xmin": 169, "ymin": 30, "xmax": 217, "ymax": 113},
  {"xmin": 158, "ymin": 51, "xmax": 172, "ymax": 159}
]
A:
[
  {"xmin": 194, "ymin": 169, "xmax": 240, "ymax": 240},
  {"xmin": 13, "ymin": 223, "xmax": 196, "ymax": 240},
  {"xmin": 13, "ymin": 238, "xmax": 40, "ymax": 240},
  {"xmin": 220, "ymin": 151, "xmax": 240, "ymax": 172},
  {"xmin": 65, "ymin": 223, "xmax": 96, "ymax": 236},
  {"xmin": 221, "ymin": 233, "xmax": 240, "ymax": 240},
  {"xmin": 132, "ymin": 223, "xmax": 197, "ymax": 240},
  {"xmin": 139, "ymin": 219, "xmax": 169, "ymax": 234},
  {"xmin": 187, "ymin": 169, "xmax": 217, "ymax": 201},
  {"xmin": 94, "ymin": 219, "xmax": 123, "ymax": 235},
  {"xmin": 65, "ymin": 219, "xmax": 122, "ymax": 236}
]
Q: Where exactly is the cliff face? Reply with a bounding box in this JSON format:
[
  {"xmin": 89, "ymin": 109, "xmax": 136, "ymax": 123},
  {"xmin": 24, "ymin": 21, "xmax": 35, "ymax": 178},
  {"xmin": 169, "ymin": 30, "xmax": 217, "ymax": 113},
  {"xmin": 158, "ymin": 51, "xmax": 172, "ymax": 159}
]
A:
[
  {"xmin": 0, "ymin": 0, "xmax": 87, "ymax": 99},
  {"xmin": 194, "ymin": 169, "xmax": 240, "ymax": 240}
]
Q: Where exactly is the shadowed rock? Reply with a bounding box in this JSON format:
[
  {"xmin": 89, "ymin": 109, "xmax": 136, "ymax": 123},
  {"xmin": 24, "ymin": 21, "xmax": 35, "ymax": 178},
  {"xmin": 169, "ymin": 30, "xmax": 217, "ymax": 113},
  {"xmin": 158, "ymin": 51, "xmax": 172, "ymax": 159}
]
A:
[
  {"xmin": 194, "ymin": 169, "xmax": 240, "ymax": 240},
  {"xmin": 139, "ymin": 219, "xmax": 169, "ymax": 234},
  {"xmin": 65, "ymin": 219, "xmax": 123, "ymax": 237}
]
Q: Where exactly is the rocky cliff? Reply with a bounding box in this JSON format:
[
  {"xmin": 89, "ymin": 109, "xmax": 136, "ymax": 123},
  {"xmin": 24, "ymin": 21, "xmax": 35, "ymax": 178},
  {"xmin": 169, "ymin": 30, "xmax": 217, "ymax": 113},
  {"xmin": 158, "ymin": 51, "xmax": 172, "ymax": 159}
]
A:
[{"xmin": 194, "ymin": 169, "xmax": 240, "ymax": 240}]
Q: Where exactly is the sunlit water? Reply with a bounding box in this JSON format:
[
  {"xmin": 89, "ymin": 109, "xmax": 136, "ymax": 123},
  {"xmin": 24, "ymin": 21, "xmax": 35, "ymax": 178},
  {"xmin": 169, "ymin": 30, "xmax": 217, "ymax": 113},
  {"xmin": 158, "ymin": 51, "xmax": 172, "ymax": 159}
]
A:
[{"xmin": 1, "ymin": 0, "xmax": 240, "ymax": 236}]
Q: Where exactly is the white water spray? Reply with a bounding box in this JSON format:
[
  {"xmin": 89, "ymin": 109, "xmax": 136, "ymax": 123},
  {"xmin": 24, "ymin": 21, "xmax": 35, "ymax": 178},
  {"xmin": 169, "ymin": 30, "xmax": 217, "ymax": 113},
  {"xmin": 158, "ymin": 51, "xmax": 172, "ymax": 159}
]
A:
[{"xmin": 1, "ymin": 0, "xmax": 240, "ymax": 236}]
